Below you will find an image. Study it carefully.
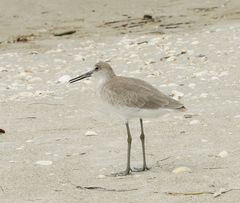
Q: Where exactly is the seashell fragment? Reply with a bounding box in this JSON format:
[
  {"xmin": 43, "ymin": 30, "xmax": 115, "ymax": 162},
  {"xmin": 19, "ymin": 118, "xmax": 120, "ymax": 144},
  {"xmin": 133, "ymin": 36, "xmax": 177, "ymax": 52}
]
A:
[
  {"xmin": 218, "ymin": 151, "xmax": 228, "ymax": 158},
  {"xmin": 85, "ymin": 130, "xmax": 98, "ymax": 136},
  {"xmin": 172, "ymin": 166, "xmax": 192, "ymax": 174},
  {"xmin": 171, "ymin": 90, "xmax": 184, "ymax": 101},
  {"xmin": 35, "ymin": 160, "xmax": 53, "ymax": 166},
  {"xmin": 57, "ymin": 75, "xmax": 71, "ymax": 84}
]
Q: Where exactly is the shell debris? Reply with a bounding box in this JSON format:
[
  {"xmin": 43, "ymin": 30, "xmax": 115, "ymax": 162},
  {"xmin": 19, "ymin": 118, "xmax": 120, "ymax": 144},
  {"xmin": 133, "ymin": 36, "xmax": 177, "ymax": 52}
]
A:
[
  {"xmin": 56, "ymin": 75, "xmax": 71, "ymax": 84},
  {"xmin": 35, "ymin": 160, "xmax": 53, "ymax": 166},
  {"xmin": 171, "ymin": 90, "xmax": 184, "ymax": 101},
  {"xmin": 172, "ymin": 166, "xmax": 192, "ymax": 174},
  {"xmin": 218, "ymin": 151, "xmax": 228, "ymax": 158},
  {"xmin": 85, "ymin": 130, "xmax": 98, "ymax": 136},
  {"xmin": 189, "ymin": 120, "xmax": 200, "ymax": 125}
]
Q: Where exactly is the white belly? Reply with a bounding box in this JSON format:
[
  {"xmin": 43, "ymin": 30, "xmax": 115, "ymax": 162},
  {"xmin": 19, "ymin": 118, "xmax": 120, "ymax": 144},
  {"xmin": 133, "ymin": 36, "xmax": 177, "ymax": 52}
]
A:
[{"xmin": 100, "ymin": 101, "xmax": 173, "ymax": 121}]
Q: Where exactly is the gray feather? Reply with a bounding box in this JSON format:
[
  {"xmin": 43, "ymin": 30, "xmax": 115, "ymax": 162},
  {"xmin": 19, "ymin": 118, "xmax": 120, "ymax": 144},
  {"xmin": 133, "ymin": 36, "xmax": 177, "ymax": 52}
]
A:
[{"xmin": 101, "ymin": 76, "xmax": 184, "ymax": 110}]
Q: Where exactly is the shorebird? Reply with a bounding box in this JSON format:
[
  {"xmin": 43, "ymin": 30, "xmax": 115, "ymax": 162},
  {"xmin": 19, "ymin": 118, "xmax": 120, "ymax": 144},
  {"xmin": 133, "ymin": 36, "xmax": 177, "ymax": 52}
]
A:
[{"xmin": 69, "ymin": 61, "xmax": 186, "ymax": 176}]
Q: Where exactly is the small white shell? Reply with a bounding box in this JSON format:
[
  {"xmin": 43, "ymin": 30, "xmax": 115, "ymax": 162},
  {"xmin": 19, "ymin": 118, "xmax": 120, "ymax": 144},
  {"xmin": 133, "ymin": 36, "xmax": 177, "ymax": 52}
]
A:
[
  {"xmin": 219, "ymin": 71, "xmax": 229, "ymax": 77},
  {"xmin": 189, "ymin": 120, "xmax": 200, "ymax": 125},
  {"xmin": 85, "ymin": 130, "xmax": 98, "ymax": 136},
  {"xmin": 191, "ymin": 41, "xmax": 199, "ymax": 45},
  {"xmin": 172, "ymin": 166, "xmax": 191, "ymax": 174},
  {"xmin": 56, "ymin": 75, "xmax": 71, "ymax": 84},
  {"xmin": 171, "ymin": 90, "xmax": 184, "ymax": 101},
  {"xmin": 201, "ymin": 139, "xmax": 208, "ymax": 143},
  {"xmin": 97, "ymin": 174, "xmax": 106, "ymax": 179},
  {"xmin": 213, "ymin": 188, "xmax": 228, "ymax": 197},
  {"xmin": 35, "ymin": 160, "xmax": 53, "ymax": 166},
  {"xmin": 200, "ymin": 93, "xmax": 208, "ymax": 98},
  {"xmin": 188, "ymin": 83, "xmax": 196, "ymax": 89},
  {"xmin": 218, "ymin": 151, "xmax": 228, "ymax": 158}
]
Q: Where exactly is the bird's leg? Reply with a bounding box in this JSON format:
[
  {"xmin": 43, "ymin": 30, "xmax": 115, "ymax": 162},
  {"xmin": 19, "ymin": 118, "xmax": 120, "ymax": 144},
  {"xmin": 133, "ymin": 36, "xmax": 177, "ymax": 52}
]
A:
[
  {"xmin": 125, "ymin": 121, "xmax": 132, "ymax": 174},
  {"xmin": 113, "ymin": 121, "xmax": 132, "ymax": 176},
  {"xmin": 134, "ymin": 118, "xmax": 150, "ymax": 172}
]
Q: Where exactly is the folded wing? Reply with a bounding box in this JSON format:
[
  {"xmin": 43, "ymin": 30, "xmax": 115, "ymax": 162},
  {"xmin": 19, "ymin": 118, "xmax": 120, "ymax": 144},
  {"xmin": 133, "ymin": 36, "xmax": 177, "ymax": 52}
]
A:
[{"xmin": 101, "ymin": 76, "xmax": 184, "ymax": 110}]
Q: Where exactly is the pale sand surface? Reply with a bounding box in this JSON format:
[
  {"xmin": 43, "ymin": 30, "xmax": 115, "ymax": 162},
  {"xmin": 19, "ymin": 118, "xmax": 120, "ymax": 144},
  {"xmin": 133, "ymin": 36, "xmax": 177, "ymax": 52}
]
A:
[{"xmin": 0, "ymin": 0, "xmax": 240, "ymax": 202}]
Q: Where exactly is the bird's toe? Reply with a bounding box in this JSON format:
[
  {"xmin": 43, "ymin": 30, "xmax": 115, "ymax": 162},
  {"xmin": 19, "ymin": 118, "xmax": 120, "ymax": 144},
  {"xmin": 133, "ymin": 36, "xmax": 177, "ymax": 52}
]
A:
[
  {"xmin": 133, "ymin": 166, "xmax": 150, "ymax": 172},
  {"xmin": 110, "ymin": 168, "xmax": 132, "ymax": 176}
]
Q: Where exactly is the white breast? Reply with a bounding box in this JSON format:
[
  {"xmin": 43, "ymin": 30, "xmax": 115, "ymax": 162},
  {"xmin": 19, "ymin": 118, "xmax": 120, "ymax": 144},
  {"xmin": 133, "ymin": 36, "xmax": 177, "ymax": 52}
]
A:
[{"xmin": 99, "ymin": 99, "xmax": 173, "ymax": 121}]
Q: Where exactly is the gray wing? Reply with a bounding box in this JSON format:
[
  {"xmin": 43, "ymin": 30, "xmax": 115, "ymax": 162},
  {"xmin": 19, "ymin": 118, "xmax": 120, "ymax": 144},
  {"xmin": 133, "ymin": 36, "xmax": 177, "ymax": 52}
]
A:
[{"xmin": 101, "ymin": 76, "xmax": 184, "ymax": 110}]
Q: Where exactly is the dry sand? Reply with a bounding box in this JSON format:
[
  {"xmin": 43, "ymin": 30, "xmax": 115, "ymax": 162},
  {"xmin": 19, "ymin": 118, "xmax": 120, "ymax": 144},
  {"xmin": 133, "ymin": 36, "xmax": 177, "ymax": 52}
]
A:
[{"xmin": 0, "ymin": 0, "xmax": 240, "ymax": 202}]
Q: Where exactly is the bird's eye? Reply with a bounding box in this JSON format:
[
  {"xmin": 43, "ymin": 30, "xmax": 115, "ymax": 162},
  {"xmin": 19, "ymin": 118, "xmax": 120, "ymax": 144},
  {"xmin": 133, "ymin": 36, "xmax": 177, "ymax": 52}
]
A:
[{"xmin": 95, "ymin": 67, "xmax": 99, "ymax": 71}]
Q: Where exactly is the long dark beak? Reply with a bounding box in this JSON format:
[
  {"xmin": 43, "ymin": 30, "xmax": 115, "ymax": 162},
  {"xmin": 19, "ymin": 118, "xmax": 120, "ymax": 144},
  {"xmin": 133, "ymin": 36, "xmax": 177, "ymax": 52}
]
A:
[{"xmin": 69, "ymin": 70, "xmax": 93, "ymax": 83}]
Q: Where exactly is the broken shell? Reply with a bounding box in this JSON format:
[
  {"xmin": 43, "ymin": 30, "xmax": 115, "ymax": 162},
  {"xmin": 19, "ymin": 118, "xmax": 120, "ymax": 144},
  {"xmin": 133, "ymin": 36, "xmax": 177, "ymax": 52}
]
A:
[
  {"xmin": 172, "ymin": 166, "xmax": 192, "ymax": 174},
  {"xmin": 218, "ymin": 151, "xmax": 228, "ymax": 158},
  {"xmin": 189, "ymin": 120, "xmax": 200, "ymax": 125},
  {"xmin": 57, "ymin": 75, "xmax": 71, "ymax": 84},
  {"xmin": 171, "ymin": 90, "xmax": 184, "ymax": 101},
  {"xmin": 35, "ymin": 160, "xmax": 53, "ymax": 166},
  {"xmin": 85, "ymin": 130, "xmax": 98, "ymax": 136}
]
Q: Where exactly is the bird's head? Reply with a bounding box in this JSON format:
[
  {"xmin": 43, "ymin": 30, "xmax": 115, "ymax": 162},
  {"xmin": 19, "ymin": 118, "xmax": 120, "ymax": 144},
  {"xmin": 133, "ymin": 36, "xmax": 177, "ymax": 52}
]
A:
[{"xmin": 69, "ymin": 61, "xmax": 115, "ymax": 83}]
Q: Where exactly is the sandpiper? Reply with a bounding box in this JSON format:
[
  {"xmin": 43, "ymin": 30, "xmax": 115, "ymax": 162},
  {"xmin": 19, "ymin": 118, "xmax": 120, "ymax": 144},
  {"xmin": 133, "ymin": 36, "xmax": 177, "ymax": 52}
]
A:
[{"xmin": 69, "ymin": 61, "xmax": 186, "ymax": 176}]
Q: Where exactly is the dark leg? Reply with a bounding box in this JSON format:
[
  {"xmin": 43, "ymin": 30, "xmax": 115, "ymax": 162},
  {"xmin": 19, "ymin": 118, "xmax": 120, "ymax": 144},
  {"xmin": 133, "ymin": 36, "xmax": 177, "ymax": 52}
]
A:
[
  {"xmin": 134, "ymin": 118, "xmax": 150, "ymax": 171},
  {"xmin": 113, "ymin": 121, "xmax": 132, "ymax": 176},
  {"xmin": 125, "ymin": 121, "xmax": 132, "ymax": 174}
]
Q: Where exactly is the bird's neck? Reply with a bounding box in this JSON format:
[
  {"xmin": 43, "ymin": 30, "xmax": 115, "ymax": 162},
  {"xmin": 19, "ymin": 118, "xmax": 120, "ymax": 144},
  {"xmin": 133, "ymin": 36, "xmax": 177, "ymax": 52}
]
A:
[
  {"xmin": 106, "ymin": 68, "xmax": 116, "ymax": 79},
  {"xmin": 96, "ymin": 73, "xmax": 116, "ymax": 89}
]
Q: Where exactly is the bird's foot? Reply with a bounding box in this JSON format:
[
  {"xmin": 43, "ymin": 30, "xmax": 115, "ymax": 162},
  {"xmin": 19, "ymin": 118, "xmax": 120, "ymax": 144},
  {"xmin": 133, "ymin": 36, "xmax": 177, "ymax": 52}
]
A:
[
  {"xmin": 133, "ymin": 165, "xmax": 150, "ymax": 172},
  {"xmin": 111, "ymin": 168, "xmax": 132, "ymax": 176}
]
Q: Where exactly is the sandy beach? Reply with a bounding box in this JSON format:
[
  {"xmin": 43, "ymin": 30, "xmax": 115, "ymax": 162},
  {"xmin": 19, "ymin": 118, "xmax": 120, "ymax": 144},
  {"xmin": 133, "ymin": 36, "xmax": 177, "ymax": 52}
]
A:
[{"xmin": 0, "ymin": 0, "xmax": 240, "ymax": 202}]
